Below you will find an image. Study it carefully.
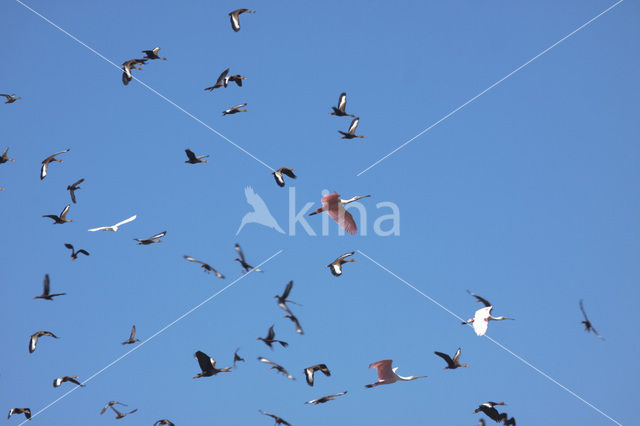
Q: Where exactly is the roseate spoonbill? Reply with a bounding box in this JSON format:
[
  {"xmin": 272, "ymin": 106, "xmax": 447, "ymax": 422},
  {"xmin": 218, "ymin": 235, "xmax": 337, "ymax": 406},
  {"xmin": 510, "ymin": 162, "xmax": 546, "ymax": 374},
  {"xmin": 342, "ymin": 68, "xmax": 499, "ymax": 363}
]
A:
[
  {"xmin": 304, "ymin": 364, "xmax": 330, "ymax": 387},
  {"xmin": 272, "ymin": 167, "xmax": 296, "ymax": 187},
  {"xmin": 258, "ymin": 357, "xmax": 295, "ymax": 380},
  {"xmin": 121, "ymin": 325, "xmax": 139, "ymax": 345},
  {"xmin": 339, "ymin": 117, "xmax": 364, "ymax": 139},
  {"xmin": 229, "ymin": 9, "xmax": 254, "ymax": 32},
  {"xmin": 1, "ymin": 94, "xmax": 20, "ymax": 104},
  {"xmin": 234, "ymin": 243, "xmax": 263, "ymax": 273},
  {"xmin": 1, "ymin": 148, "xmax": 14, "ymax": 164},
  {"xmin": 134, "ymin": 230, "xmax": 166, "ymax": 245},
  {"xmin": 473, "ymin": 402, "xmax": 515, "ymax": 425},
  {"xmin": 237, "ymin": 187, "xmax": 285, "ymax": 234},
  {"xmin": 7, "ymin": 408, "xmax": 31, "ymax": 420},
  {"xmin": 305, "ymin": 391, "xmax": 347, "ymax": 405},
  {"xmin": 226, "ymin": 74, "xmax": 246, "ymax": 87},
  {"xmin": 580, "ymin": 299, "xmax": 604, "ymax": 340},
  {"xmin": 29, "ymin": 331, "xmax": 58, "ymax": 353},
  {"xmin": 193, "ymin": 350, "xmax": 231, "ymax": 378},
  {"xmin": 184, "ymin": 255, "xmax": 225, "ymax": 278},
  {"xmin": 434, "ymin": 348, "xmax": 468, "ymax": 369},
  {"xmin": 233, "ymin": 348, "xmax": 245, "ymax": 368},
  {"xmin": 184, "ymin": 149, "xmax": 209, "ymax": 164},
  {"xmin": 284, "ymin": 314, "xmax": 304, "ymax": 335},
  {"xmin": 223, "ymin": 103, "xmax": 248, "ymax": 115},
  {"xmin": 43, "ymin": 204, "xmax": 72, "ymax": 224},
  {"xmin": 327, "ymin": 251, "xmax": 355, "ymax": 276},
  {"xmin": 274, "ymin": 281, "xmax": 300, "ymax": 315},
  {"xmin": 53, "ymin": 376, "xmax": 84, "ymax": 388},
  {"xmin": 310, "ymin": 193, "xmax": 370, "ymax": 234},
  {"xmin": 64, "ymin": 243, "xmax": 89, "ymax": 261},
  {"xmin": 122, "ymin": 58, "xmax": 147, "ymax": 85},
  {"xmin": 34, "ymin": 274, "xmax": 66, "ymax": 300},
  {"xmin": 204, "ymin": 68, "xmax": 229, "ymax": 91},
  {"xmin": 40, "ymin": 148, "xmax": 69, "ymax": 180},
  {"xmin": 88, "ymin": 214, "xmax": 136, "ymax": 232},
  {"xmin": 100, "ymin": 401, "xmax": 128, "ymax": 415},
  {"xmin": 110, "ymin": 406, "xmax": 138, "ymax": 419},
  {"xmin": 257, "ymin": 325, "xmax": 288, "ymax": 349},
  {"xmin": 142, "ymin": 47, "xmax": 167, "ymax": 60},
  {"xmin": 462, "ymin": 306, "xmax": 514, "ymax": 336},
  {"xmin": 259, "ymin": 410, "xmax": 291, "ymax": 426},
  {"xmin": 364, "ymin": 359, "xmax": 426, "ymax": 388},
  {"xmin": 66, "ymin": 178, "xmax": 84, "ymax": 203},
  {"xmin": 154, "ymin": 420, "xmax": 175, "ymax": 426},
  {"xmin": 329, "ymin": 92, "xmax": 355, "ymax": 117}
]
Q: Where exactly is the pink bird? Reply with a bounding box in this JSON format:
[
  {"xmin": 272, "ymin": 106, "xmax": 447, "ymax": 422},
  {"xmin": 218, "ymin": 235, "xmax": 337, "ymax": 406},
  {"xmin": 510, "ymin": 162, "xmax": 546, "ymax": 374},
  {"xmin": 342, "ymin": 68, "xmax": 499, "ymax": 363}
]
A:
[
  {"xmin": 309, "ymin": 193, "xmax": 370, "ymax": 234},
  {"xmin": 364, "ymin": 359, "xmax": 426, "ymax": 388}
]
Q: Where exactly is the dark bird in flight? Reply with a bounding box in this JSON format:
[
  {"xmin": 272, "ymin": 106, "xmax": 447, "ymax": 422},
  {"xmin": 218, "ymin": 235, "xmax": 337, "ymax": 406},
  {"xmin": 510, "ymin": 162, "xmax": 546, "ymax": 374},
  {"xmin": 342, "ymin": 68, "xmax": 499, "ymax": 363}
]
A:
[
  {"xmin": 204, "ymin": 68, "xmax": 230, "ymax": 91},
  {"xmin": 233, "ymin": 347, "xmax": 245, "ymax": 368},
  {"xmin": 66, "ymin": 178, "xmax": 84, "ymax": 203},
  {"xmin": 234, "ymin": 243, "xmax": 262, "ymax": 273},
  {"xmin": 100, "ymin": 401, "xmax": 128, "ymax": 415},
  {"xmin": 53, "ymin": 376, "xmax": 84, "ymax": 388},
  {"xmin": 329, "ymin": 93, "xmax": 354, "ymax": 117},
  {"xmin": 339, "ymin": 117, "xmax": 364, "ymax": 139},
  {"xmin": 274, "ymin": 280, "xmax": 300, "ymax": 315},
  {"xmin": 134, "ymin": 231, "xmax": 166, "ymax": 245},
  {"xmin": 1, "ymin": 94, "xmax": 21, "ymax": 104},
  {"xmin": 434, "ymin": 348, "xmax": 469, "ymax": 369},
  {"xmin": 303, "ymin": 364, "xmax": 330, "ymax": 387},
  {"xmin": 122, "ymin": 58, "xmax": 147, "ymax": 85},
  {"xmin": 29, "ymin": 331, "xmax": 58, "ymax": 353},
  {"xmin": 7, "ymin": 408, "xmax": 31, "ymax": 420},
  {"xmin": 193, "ymin": 350, "xmax": 231, "ymax": 378},
  {"xmin": 43, "ymin": 204, "xmax": 72, "ymax": 224},
  {"xmin": 154, "ymin": 420, "xmax": 175, "ymax": 426},
  {"xmin": 305, "ymin": 391, "xmax": 348, "ymax": 405},
  {"xmin": 258, "ymin": 357, "xmax": 295, "ymax": 380},
  {"xmin": 142, "ymin": 47, "xmax": 167, "ymax": 60},
  {"xmin": 327, "ymin": 252, "xmax": 355, "ymax": 277},
  {"xmin": 473, "ymin": 402, "xmax": 515, "ymax": 425},
  {"xmin": 284, "ymin": 314, "xmax": 304, "ymax": 335},
  {"xmin": 229, "ymin": 9, "xmax": 254, "ymax": 32},
  {"xmin": 258, "ymin": 410, "xmax": 291, "ymax": 426},
  {"xmin": 257, "ymin": 325, "xmax": 288, "ymax": 350},
  {"xmin": 1, "ymin": 147, "xmax": 14, "ymax": 164},
  {"xmin": 184, "ymin": 255, "xmax": 224, "ymax": 278},
  {"xmin": 226, "ymin": 74, "xmax": 246, "ymax": 87},
  {"xmin": 34, "ymin": 274, "xmax": 66, "ymax": 300},
  {"xmin": 40, "ymin": 149, "xmax": 70, "ymax": 180},
  {"xmin": 272, "ymin": 167, "xmax": 296, "ymax": 187},
  {"xmin": 64, "ymin": 243, "xmax": 89, "ymax": 261},
  {"xmin": 580, "ymin": 299, "xmax": 604, "ymax": 340},
  {"xmin": 110, "ymin": 406, "xmax": 138, "ymax": 419},
  {"xmin": 121, "ymin": 325, "xmax": 140, "ymax": 345},
  {"xmin": 223, "ymin": 103, "xmax": 248, "ymax": 116},
  {"xmin": 184, "ymin": 149, "xmax": 209, "ymax": 164}
]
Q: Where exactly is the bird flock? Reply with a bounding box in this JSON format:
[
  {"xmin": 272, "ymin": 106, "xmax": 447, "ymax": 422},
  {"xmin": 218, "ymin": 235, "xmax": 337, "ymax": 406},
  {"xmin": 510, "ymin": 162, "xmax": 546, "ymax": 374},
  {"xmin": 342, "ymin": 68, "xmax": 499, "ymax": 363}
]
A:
[{"xmin": 2, "ymin": 6, "xmax": 608, "ymax": 426}]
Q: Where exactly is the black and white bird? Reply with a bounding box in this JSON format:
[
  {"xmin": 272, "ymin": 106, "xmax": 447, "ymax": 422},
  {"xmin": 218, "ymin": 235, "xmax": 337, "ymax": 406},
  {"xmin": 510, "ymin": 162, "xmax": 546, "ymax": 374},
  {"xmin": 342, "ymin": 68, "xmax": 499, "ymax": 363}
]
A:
[
  {"xmin": 29, "ymin": 331, "xmax": 58, "ymax": 353},
  {"xmin": 329, "ymin": 93, "xmax": 354, "ymax": 117},
  {"xmin": 473, "ymin": 402, "xmax": 515, "ymax": 425},
  {"xmin": 338, "ymin": 117, "xmax": 364, "ymax": 139},
  {"xmin": 134, "ymin": 231, "xmax": 166, "ymax": 245},
  {"xmin": 580, "ymin": 299, "xmax": 604, "ymax": 340},
  {"xmin": 272, "ymin": 168, "xmax": 296, "ymax": 187},
  {"xmin": 462, "ymin": 290, "xmax": 514, "ymax": 336},
  {"xmin": 234, "ymin": 243, "xmax": 262, "ymax": 273},
  {"xmin": 43, "ymin": 204, "xmax": 72, "ymax": 224},
  {"xmin": 184, "ymin": 149, "xmax": 209, "ymax": 164},
  {"xmin": 66, "ymin": 178, "xmax": 84, "ymax": 203},
  {"xmin": 40, "ymin": 149, "xmax": 70, "ymax": 180},
  {"xmin": 64, "ymin": 243, "xmax": 89, "ymax": 261},
  {"xmin": 184, "ymin": 255, "xmax": 225, "ymax": 278},
  {"xmin": 226, "ymin": 74, "xmax": 246, "ymax": 87},
  {"xmin": 121, "ymin": 325, "xmax": 140, "ymax": 345},
  {"xmin": 204, "ymin": 68, "xmax": 230, "ymax": 91},
  {"xmin": 142, "ymin": 47, "xmax": 167, "ymax": 60},
  {"xmin": 100, "ymin": 401, "xmax": 128, "ymax": 415},
  {"xmin": 258, "ymin": 357, "xmax": 294, "ymax": 380},
  {"xmin": 1, "ymin": 94, "xmax": 21, "ymax": 104},
  {"xmin": 122, "ymin": 59, "xmax": 147, "ymax": 85},
  {"xmin": 109, "ymin": 406, "xmax": 138, "ymax": 419},
  {"xmin": 1, "ymin": 147, "xmax": 14, "ymax": 164},
  {"xmin": 193, "ymin": 350, "xmax": 231, "ymax": 378},
  {"xmin": 223, "ymin": 103, "xmax": 248, "ymax": 116},
  {"xmin": 284, "ymin": 314, "xmax": 304, "ymax": 335},
  {"xmin": 53, "ymin": 376, "xmax": 84, "ymax": 388},
  {"xmin": 274, "ymin": 281, "xmax": 300, "ymax": 315},
  {"xmin": 305, "ymin": 391, "xmax": 347, "ymax": 405},
  {"xmin": 258, "ymin": 410, "xmax": 291, "ymax": 426},
  {"xmin": 434, "ymin": 348, "xmax": 469, "ymax": 369},
  {"xmin": 88, "ymin": 214, "xmax": 136, "ymax": 232},
  {"xmin": 256, "ymin": 325, "xmax": 288, "ymax": 350},
  {"xmin": 34, "ymin": 274, "xmax": 66, "ymax": 300},
  {"xmin": 303, "ymin": 364, "xmax": 331, "ymax": 387},
  {"xmin": 7, "ymin": 408, "xmax": 31, "ymax": 420},
  {"xmin": 154, "ymin": 420, "xmax": 175, "ymax": 426},
  {"xmin": 229, "ymin": 9, "xmax": 255, "ymax": 32},
  {"xmin": 233, "ymin": 347, "xmax": 245, "ymax": 368},
  {"xmin": 327, "ymin": 252, "xmax": 355, "ymax": 276}
]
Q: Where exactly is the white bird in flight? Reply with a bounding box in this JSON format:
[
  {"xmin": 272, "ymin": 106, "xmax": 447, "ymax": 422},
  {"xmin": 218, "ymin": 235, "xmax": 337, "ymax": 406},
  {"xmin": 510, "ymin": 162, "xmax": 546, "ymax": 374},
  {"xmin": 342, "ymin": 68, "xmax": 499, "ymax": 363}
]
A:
[{"xmin": 88, "ymin": 215, "xmax": 137, "ymax": 232}]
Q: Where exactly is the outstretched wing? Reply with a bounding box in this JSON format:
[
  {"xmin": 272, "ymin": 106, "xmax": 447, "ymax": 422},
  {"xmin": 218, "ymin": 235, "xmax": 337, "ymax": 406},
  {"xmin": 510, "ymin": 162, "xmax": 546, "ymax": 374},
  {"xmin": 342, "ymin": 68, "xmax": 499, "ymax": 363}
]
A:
[
  {"xmin": 467, "ymin": 290, "xmax": 492, "ymax": 307},
  {"xmin": 348, "ymin": 117, "xmax": 359, "ymax": 135},
  {"xmin": 579, "ymin": 299, "xmax": 589, "ymax": 322},
  {"xmin": 326, "ymin": 206, "xmax": 357, "ymax": 234},
  {"xmin": 281, "ymin": 281, "xmax": 293, "ymax": 300},
  {"xmin": 149, "ymin": 231, "xmax": 166, "ymax": 240},
  {"xmin": 280, "ymin": 168, "xmax": 296, "ymax": 179},
  {"xmin": 338, "ymin": 92, "xmax": 347, "ymax": 112},
  {"xmin": 185, "ymin": 149, "xmax": 197, "ymax": 162},
  {"xmin": 234, "ymin": 243, "xmax": 245, "ymax": 263},
  {"xmin": 43, "ymin": 274, "xmax": 50, "ymax": 295},
  {"xmin": 114, "ymin": 215, "xmax": 137, "ymax": 228},
  {"xmin": 434, "ymin": 351, "xmax": 454, "ymax": 366}
]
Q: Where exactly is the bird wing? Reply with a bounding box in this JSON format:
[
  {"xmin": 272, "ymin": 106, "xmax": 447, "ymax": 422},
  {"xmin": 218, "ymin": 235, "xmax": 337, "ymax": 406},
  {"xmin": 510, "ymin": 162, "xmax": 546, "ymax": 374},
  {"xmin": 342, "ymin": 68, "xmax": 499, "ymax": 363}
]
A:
[
  {"xmin": 60, "ymin": 204, "xmax": 70, "ymax": 218},
  {"xmin": 235, "ymin": 243, "xmax": 246, "ymax": 262},
  {"xmin": 149, "ymin": 231, "xmax": 166, "ymax": 240},
  {"xmin": 40, "ymin": 162, "xmax": 47, "ymax": 180},
  {"xmin": 129, "ymin": 325, "xmax": 136, "ymax": 340},
  {"xmin": 273, "ymin": 172, "xmax": 285, "ymax": 187},
  {"xmin": 326, "ymin": 205, "xmax": 357, "ymax": 234},
  {"xmin": 0, "ymin": 94, "xmax": 10, "ymax": 99},
  {"xmin": 266, "ymin": 325, "xmax": 275, "ymax": 340},
  {"xmin": 473, "ymin": 307, "xmax": 492, "ymax": 336},
  {"xmin": 153, "ymin": 47, "xmax": 161, "ymax": 54},
  {"xmin": 304, "ymin": 367, "xmax": 315, "ymax": 386},
  {"xmin": 184, "ymin": 255, "xmax": 204, "ymax": 265},
  {"xmin": 434, "ymin": 351, "xmax": 454, "ymax": 366},
  {"xmin": 320, "ymin": 192, "xmax": 340, "ymax": 206},
  {"xmin": 185, "ymin": 149, "xmax": 197, "ymax": 161},
  {"xmin": 77, "ymin": 249, "xmax": 90, "ymax": 256},
  {"xmin": 229, "ymin": 12, "xmax": 240, "ymax": 31},
  {"xmin": 217, "ymin": 68, "xmax": 230, "ymax": 85},
  {"xmin": 318, "ymin": 364, "xmax": 331, "ymax": 376},
  {"xmin": 348, "ymin": 117, "xmax": 359, "ymax": 134},
  {"xmin": 280, "ymin": 168, "xmax": 296, "ymax": 179},
  {"xmin": 231, "ymin": 103, "xmax": 247, "ymax": 110},
  {"xmin": 453, "ymin": 347, "xmax": 462, "ymax": 363},
  {"xmin": 72, "ymin": 178, "xmax": 84, "ymax": 187},
  {"xmin": 43, "ymin": 274, "xmax": 50, "ymax": 295},
  {"xmin": 337, "ymin": 251, "xmax": 355, "ymax": 262},
  {"xmin": 281, "ymin": 280, "xmax": 293, "ymax": 300},
  {"xmin": 69, "ymin": 189, "xmax": 77, "ymax": 203},
  {"xmin": 88, "ymin": 226, "xmax": 109, "ymax": 232},
  {"xmin": 29, "ymin": 334, "xmax": 38, "ymax": 353},
  {"xmin": 47, "ymin": 149, "xmax": 70, "ymax": 159},
  {"xmin": 579, "ymin": 299, "xmax": 589, "ymax": 322},
  {"xmin": 467, "ymin": 290, "xmax": 492, "ymax": 307},
  {"xmin": 195, "ymin": 351, "xmax": 213, "ymax": 372},
  {"xmin": 114, "ymin": 215, "xmax": 137, "ymax": 228},
  {"xmin": 258, "ymin": 357, "xmax": 276, "ymax": 366},
  {"xmin": 338, "ymin": 92, "xmax": 347, "ymax": 112},
  {"xmin": 369, "ymin": 359, "xmax": 394, "ymax": 381}
]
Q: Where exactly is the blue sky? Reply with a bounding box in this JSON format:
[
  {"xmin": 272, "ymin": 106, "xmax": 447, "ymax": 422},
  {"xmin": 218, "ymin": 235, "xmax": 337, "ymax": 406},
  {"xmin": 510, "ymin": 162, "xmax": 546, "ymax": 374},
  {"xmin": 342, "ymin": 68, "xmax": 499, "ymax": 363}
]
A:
[{"xmin": 1, "ymin": 0, "xmax": 638, "ymax": 425}]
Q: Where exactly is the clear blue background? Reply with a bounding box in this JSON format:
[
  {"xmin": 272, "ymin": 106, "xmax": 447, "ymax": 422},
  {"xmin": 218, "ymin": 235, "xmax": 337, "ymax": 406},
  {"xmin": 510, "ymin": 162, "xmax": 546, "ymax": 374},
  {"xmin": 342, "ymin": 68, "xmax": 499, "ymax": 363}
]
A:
[{"xmin": 1, "ymin": 0, "xmax": 638, "ymax": 425}]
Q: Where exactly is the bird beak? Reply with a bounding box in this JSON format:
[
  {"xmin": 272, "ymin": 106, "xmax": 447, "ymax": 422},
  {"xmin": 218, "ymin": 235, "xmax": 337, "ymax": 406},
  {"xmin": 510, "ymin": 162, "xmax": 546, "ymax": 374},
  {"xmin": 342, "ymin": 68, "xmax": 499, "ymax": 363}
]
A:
[{"xmin": 308, "ymin": 211, "xmax": 317, "ymax": 216}]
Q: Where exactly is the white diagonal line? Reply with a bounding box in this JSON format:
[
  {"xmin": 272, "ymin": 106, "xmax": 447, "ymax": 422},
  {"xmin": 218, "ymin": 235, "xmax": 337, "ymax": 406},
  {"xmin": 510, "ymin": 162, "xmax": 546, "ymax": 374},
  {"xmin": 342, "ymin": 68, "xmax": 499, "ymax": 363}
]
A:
[
  {"xmin": 13, "ymin": 0, "xmax": 275, "ymax": 173},
  {"xmin": 356, "ymin": 0, "xmax": 624, "ymax": 176},
  {"xmin": 357, "ymin": 249, "xmax": 623, "ymax": 426},
  {"xmin": 20, "ymin": 249, "xmax": 284, "ymax": 425}
]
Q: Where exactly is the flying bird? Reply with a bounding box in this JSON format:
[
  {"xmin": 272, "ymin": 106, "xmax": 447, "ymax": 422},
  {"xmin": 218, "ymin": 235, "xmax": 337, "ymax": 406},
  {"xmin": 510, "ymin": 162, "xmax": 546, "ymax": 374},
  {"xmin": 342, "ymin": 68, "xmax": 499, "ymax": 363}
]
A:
[
  {"xmin": 43, "ymin": 204, "xmax": 72, "ymax": 224},
  {"xmin": 303, "ymin": 364, "xmax": 330, "ymax": 387},
  {"xmin": 258, "ymin": 410, "xmax": 291, "ymax": 426},
  {"xmin": 258, "ymin": 357, "xmax": 295, "ymax": 380},
  {"xmin": 34, "ymin": 274, "xmax": 66, "ymax": 300},
  {"xmin": 184, "ymin": 149, "xmax": 209, "ymax": 164},
  {"xmin": 64, "ymin": 243, "xmax": 89, "ymax": 261},
  {"xmin": 53, "ymin": 376, "xmax": 84, "ymax": 388},
  {"xmin": 327, "ymin": 251, "xmax": 355, "ymax": 277},
  {"xmin": 284, "ymin": 314, "xmax": 304, "ymax": 335},
  {"xmin": 229, "ymin": 9, "xmax": 254, "ymax": 32},
  {"xmin": 88, "ymin": 214, "xmax": 136, "ymax": 232},
  {"xmin": 226, "ymin": 74, "xmax": 247, "ymax": 87},
  {"xmin": 109, "ymin": 406, "xmax": 138, "ymax": 419},
  {"xmin": 223, "ymin": 103, "xmax": 248, "ymax": 116},
  {"xmin": 256, "ymin": 325, "xmax": 288, "ymax": 350},
  {"xmin": 142, "ymin": 47, "xmax": 167, "ymax": 60},
  {"xmin": 329, "ymin": 92, "xmax": 354, "ymax": 117},
  {"xmin": 1, "ymin": 94, "xmax": 21, "ymax": 104},
  {"xmin": 40, "ymin": 149, "xmax": 70, "ymax": 180},
  {"xmin": 121, "ymin": 325, "xmax": 140, "ymax": 345},
  {"xmin": 434, "ymin": 348, "xmax": 469, "ymax": 369},
  {"xmin": 154, "ymin": 420, "xmax": 175, "ymax": 426},
  {"xmin": 233, "ymin": 347, "xmax": 245, "ymax": 368},
  {"xmin": 234, "ymin": 243, "xmax": 263, "ymax": 273},
  {"xmin": 134, "ymin": 231, "xmax": 166, "ymax": 245},
  {"xmin": 7, "ymin": 408, "xmax": 31, "ymax": 420},
  {"xmin": 66, "ymin": 178, "xmax": 84, "ymax": 203},
  {"xmin": 473, "ymin": 402, "xmax": 515, "ymax": 425},
  {"xmin": 462, "ymin": 306, "xmax": 514, "ymax": 336},
  {"xmin": 204, "ymin": 68, "xmax": 230, "ymax": 91},
  {"xmin": 309, "ymin": 193, "xmax": 370, "ymax": 234},
  {"xmin": 305, "ymin": 391, "xmax": 347, "ymax": 405},
  {"xmin": 365, "ymin": 359, "xmax": 426, "ymax": 388},
  {"xmin": 338, "ymin": 117, "xmax": 364, "ymax": 139},
  {"xmin": 100, "ymin": 401, "xmax": 128, "ymax": 415},
  {"xmin": 29, "ymin": 331, "xmax": 58, "ymax": 353},
  {"xmin": 274, "ymin": 280, "xmax": 300, "ymax": 315},
  {"xmin": 1, "ymin": 148, "xmax": 14, "ymax": 164},
  {"xmin": 193, "ymin": 350, "xmax": 231, "ymax": 378},
  {"xmin": 184, "ymin": 255, "xmax": 225, "ymax": 278},
  {"xmin": 122, "ymin": 58, "xmax": 147, "ymax": 85},
  {"xmin": 236, "ymin": 187, "xmax": 285, "ymax": 234},
  {"xmin": 580, "ymin": 299, "xmax": 604, "ymax": 340},
  {"xmin": 272, "ymin": 167, "xmax": 296, "ymax": 187}
]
